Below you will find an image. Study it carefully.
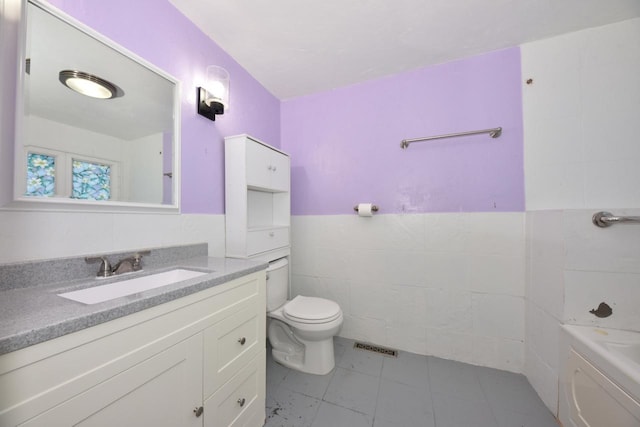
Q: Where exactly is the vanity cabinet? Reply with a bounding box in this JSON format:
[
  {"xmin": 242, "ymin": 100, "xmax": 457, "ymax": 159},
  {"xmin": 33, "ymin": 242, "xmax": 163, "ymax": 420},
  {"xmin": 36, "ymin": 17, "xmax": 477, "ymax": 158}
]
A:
[
  {"xmin": 225, "ymin": 134, "xmax": 290, "ymax": 260},
  {"xmin": 0, "ymin": 271, "xmax": 266, "ymax": 427}
]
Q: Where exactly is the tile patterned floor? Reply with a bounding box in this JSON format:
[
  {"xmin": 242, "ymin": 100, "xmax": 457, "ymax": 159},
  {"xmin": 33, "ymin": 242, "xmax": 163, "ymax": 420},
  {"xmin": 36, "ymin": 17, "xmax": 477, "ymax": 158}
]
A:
[{"xmin": 265, "ymin": 337, "xmax": 559, "ymax": 427}]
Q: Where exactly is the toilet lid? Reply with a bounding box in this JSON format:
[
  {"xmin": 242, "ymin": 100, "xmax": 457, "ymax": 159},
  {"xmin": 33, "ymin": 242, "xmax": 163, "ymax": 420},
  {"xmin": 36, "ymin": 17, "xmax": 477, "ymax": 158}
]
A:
[{"xmin": 283, "ymin": 296, "xmax": 341, "ymax": 323}]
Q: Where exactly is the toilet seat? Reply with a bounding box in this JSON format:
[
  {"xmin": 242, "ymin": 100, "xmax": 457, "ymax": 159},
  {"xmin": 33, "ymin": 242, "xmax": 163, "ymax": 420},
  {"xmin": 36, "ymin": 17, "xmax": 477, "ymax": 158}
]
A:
[{"xmin": 283, "ymin": 295, "xmax": 342, "ymax": 324}]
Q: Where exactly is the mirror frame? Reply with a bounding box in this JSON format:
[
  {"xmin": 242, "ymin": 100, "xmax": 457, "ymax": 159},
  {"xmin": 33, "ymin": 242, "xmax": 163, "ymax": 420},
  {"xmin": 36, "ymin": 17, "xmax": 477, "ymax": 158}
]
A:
[{"xmin": 1, "ymin": 0, "xmax": 181, "ymax": 214}]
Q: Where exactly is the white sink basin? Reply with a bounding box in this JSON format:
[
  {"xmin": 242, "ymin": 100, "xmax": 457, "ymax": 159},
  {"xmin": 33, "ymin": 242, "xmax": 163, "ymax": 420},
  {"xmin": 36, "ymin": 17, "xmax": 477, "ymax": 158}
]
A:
[{"xmin": 58, "ymin": 269, "xmax": 209, "ymax": 305}]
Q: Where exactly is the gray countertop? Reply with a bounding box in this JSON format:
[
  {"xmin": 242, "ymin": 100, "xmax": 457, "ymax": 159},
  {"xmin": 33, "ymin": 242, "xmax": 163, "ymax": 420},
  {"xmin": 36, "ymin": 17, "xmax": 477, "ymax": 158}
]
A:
[{"xmin": 0, "ymin": 256, "xmax": 268, "ymax": 355}]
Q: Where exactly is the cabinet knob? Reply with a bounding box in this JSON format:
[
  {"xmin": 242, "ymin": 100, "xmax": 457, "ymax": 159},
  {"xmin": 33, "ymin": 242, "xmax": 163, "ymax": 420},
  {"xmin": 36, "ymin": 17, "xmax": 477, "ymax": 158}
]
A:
[
  {"xmin": 237, "ymin": 397, "xmax": 246, "ymax": 407},
  {"xmin": 273, "ymin": 166, "xmax": 277, "ymax": 172},
  {"xmin": 238, "ymin": 337, "xmax": 246, "ymax": 345},
  {"xmin": 193, "ymin": 406, "xmax": 204, "ymax": 417},
  {"xmin": 267, "ymin": 165, "xmax": 273, "ymax": 171},
  {"xmin": 269, "ymin": 232, "xmax": 275, "ymax": 237}
]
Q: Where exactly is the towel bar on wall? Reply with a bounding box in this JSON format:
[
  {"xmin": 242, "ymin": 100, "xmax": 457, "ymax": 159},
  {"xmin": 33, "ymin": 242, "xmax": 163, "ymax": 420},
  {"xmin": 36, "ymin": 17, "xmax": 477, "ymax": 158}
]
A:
[
  {"xmin": 400, "ymin": 127, "xmax": 502, "ymax": 149},
  {"xmin": 592, "ymin": 211, "xmax": 640, "ymax": 228}
]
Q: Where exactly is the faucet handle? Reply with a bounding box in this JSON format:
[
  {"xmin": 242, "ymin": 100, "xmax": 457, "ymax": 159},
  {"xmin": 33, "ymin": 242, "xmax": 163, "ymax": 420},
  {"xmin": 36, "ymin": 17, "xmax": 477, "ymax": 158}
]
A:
[
  {"xmin": 133, "ymin": 250, "xmax": 151, "ymax": 258},
  {"xmin": 85, "ymin": 256, "xmax": 113, "ymax": 278},
  {"xmin": 132, "ymin": 250, "xmax": 151, "ymax": 269}
]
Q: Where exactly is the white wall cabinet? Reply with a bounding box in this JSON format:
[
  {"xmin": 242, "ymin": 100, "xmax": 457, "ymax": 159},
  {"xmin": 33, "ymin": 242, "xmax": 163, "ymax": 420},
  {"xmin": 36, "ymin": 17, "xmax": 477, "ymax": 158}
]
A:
[
  {"xmin": 225, "ymin": 134, "xmax": 290, "ymax": 260},
  {"xmin": 245, "ymin": 140, "xmax": 289, "ymax": 193},
  {"xmin": 0, "ymin": 272, "xmax": 266, "ymax": 427}
]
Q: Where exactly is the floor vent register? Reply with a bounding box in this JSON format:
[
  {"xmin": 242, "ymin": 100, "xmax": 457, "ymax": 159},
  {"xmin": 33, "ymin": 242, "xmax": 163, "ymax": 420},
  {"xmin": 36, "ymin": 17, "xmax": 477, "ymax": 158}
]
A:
[{"xmin": 353, "ymin": 342, "xmax": 398, "ymax": 357}]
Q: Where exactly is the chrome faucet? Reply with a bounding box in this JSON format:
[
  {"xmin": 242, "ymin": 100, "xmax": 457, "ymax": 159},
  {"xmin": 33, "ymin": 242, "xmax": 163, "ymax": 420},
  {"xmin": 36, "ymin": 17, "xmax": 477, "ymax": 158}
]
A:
[
  {"xmin": 85, "ymin": 250, "xmax": 150, "ymax": 277},
  {"xmin": 85, "ymin": 256, "xmax": 113, "ymax": 278}
]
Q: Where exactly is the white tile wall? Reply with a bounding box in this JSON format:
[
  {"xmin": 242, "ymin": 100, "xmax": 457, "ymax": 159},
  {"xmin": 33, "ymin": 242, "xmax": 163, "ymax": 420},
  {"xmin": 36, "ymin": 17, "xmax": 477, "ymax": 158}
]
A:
[
  {"xmin": 564, "ymin": 269, "xmax": 640, "ymax": 330},
  {"xmin": 472, "ymin": 293, "xmax": 525, "ymax": 341},
  {"xmin": 523, "ymin": 18, "xmax": 640, "ymax": 416},
  {"xmin": 525, "ymin": 208, "xmax": 640, "ymax": 415},
  {"xmin": 524, "ymin": 210, "xmax": 564, "ymax": 414},
  {"xmin": 523, "ymin": 17, "xmax": 640, "ymax": 211},
  {"xmin": 525, "ymin": 336, "xmax": 559, "ymax": 414},
  {"xmin": 526, "ymin": 210, "xmax": 565, "ymax": 320},
  {"xmin": 563, "ymin": 209, "xmax": 640, "ymax": 274},
  {"xmin": 0, "ymin": 211, "xmax": 225, "ymax": 263},
  {"xmin": 426, "ymin": 328, "xmax": 474, "ymax": 364},
  {"xmin": 291, "ymin": 212, "xmax": 526, "ymax": 373}
]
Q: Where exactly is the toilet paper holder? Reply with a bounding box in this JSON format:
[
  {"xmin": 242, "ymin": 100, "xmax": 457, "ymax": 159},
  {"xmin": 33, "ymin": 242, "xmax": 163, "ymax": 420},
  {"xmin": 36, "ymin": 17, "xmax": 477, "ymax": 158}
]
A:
[{"xmin": 353, "ymin": 204, "xmax": 379, "ymax": 213}]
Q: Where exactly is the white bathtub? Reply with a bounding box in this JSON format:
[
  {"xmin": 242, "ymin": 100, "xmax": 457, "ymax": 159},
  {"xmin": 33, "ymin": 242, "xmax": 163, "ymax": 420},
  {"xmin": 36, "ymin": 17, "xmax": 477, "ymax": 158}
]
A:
[{"xmin": 559, "ymin": 325, "xmax": 640, "ymax": 427}]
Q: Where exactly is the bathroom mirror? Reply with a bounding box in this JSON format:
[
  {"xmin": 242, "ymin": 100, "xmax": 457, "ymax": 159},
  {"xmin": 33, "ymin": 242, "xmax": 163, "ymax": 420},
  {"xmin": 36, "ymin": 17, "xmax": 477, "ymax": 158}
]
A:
[{"xmin": 11, "ymin": 0, "xmax": 180, "ymax": 212}]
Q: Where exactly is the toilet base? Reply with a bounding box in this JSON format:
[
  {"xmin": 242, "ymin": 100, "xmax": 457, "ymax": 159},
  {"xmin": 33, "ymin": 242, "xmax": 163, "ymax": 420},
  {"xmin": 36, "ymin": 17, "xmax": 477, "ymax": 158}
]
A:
[
  {"xmin": 271, "ymin": 338, "xmax": 336, "ymax": 375},
  {"xmin": 268, "ymin": 318, "xmax": 337, "ymax": 375}
]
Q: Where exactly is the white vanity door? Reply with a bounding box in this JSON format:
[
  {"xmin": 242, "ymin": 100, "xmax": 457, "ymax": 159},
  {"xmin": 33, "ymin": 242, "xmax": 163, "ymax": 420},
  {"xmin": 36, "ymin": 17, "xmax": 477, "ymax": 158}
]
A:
[{"xmin": 18, "ymin": 334, "xmax": 203, "ymax": 427}]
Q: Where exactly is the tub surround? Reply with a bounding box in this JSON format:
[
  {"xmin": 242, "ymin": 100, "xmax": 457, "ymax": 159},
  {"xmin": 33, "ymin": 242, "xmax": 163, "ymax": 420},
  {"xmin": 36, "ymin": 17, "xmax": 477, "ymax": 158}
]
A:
[{"xmin": 0, "ymin": 244, "xmax": 267, "ymax": 355}]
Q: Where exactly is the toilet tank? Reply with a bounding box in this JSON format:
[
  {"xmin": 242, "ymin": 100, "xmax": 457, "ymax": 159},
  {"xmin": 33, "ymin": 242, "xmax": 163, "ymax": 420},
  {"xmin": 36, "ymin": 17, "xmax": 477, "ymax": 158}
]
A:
[{"xmin": 266, "ymin": 258, "xmax": 288, "ymax": 312}]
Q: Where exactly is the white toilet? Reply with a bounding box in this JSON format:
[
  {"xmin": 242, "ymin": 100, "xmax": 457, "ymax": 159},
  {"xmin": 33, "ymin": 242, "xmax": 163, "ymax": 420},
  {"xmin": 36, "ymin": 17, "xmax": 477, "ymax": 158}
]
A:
[{"xmin": 266, "ymin": 258, "xmax": 343, "ymax": 375}]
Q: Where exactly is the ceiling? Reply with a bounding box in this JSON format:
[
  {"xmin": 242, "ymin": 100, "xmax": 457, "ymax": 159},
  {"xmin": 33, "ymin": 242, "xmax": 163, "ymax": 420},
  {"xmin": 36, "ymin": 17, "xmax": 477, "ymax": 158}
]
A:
[{"xmin": 169, "ymin": 0, "xmax": 640, "ymax": 100}]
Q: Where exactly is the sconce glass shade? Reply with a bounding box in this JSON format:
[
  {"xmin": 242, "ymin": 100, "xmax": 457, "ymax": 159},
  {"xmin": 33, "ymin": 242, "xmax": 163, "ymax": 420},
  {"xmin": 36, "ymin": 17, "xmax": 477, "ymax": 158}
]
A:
[
  {"xmin": 205, "ymin": 65, "xmax": 229, "ymax": 109},
  {"xmin": 197, "ymin": 65, "xmax": 229, "ymax": 121},
  {"xmin": 59, "ymin": 70, "xmax": 121, "ymax": 99}
]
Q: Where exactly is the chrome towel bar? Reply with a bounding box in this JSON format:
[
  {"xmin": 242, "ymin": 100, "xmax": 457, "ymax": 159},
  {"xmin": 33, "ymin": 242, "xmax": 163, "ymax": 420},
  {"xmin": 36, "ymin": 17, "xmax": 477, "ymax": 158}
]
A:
[
  {"xmin": 400, "ymin": 127, "xmax": 502, "ymax": 149},
  {"xmin": 592, "ymin": 211, "xmax": 640, "ymax": 228}
]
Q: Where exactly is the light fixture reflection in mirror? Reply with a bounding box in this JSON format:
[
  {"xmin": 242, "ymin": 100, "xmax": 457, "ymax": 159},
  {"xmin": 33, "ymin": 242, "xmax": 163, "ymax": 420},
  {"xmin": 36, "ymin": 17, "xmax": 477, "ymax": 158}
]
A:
[{"xmin": 58, "ymin": 70, "xmax": 123, "ymax": 99}]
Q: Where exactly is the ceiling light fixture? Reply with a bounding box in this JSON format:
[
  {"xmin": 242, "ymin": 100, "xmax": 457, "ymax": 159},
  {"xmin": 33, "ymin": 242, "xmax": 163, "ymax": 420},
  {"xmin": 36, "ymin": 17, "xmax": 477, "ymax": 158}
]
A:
[{"xmin": 59, "ymin": 70, "xmax": 122, "ymax": 99}]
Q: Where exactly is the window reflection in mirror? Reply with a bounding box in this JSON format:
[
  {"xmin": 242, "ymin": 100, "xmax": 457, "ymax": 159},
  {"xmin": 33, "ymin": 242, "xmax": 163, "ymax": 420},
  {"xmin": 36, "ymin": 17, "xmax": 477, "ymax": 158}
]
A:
[{"xmin": 19, "ymin": 1, "xmax": 179, "ymax": 208}]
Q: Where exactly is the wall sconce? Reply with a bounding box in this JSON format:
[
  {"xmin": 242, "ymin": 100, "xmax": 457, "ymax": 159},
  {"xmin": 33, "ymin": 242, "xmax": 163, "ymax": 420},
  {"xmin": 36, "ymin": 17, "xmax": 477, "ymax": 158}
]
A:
[{"xmin": 197, "ymin": 65, "xmax": 229, "ymax": 121}]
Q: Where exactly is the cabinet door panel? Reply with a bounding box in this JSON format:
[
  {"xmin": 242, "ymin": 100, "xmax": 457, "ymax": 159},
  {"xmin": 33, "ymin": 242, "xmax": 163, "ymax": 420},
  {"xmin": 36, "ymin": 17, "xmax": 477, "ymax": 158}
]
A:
[
  {"xmin": 269, "ymin": 151, "xmax": 290, "ymax": 192},
  {"xmin": 19, "ymin": 335, "xmax": 203, "ymax": 427},
  {"xmin": 245, "ymin": 141, "xmax": 273, "ymax": 190}
]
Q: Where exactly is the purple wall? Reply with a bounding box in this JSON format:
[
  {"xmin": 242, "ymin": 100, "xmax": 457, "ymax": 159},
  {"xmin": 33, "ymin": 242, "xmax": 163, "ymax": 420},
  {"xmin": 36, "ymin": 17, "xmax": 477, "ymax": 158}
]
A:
[
  {"xmin": 48, "ymin": 0, "xmax": 281, "ymax": 214},
  {"xmin": 281, "ymin": 48, "xmax": 524, "ymax": 215},
  {"xmin": 40, "ymin": 2, "xmax": 524, "ymax": 216}
]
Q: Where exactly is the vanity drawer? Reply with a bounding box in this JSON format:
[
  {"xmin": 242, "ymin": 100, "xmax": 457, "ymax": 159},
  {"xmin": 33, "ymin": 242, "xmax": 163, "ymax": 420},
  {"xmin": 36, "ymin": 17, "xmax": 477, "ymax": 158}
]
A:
[
  {"xmin": 203, "ymin": 298, "xmax": 261, "ymax": 398},
  {"xmin": 204, "ymin": 351, "xmax": 265, "ymax": 427},
  {"xmin": 246, "ymin": 227, "xmax": 289, "ymax": 255}
]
